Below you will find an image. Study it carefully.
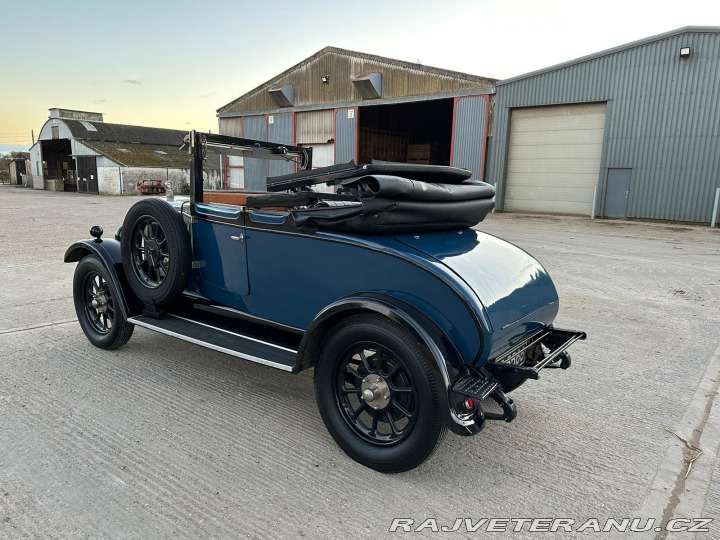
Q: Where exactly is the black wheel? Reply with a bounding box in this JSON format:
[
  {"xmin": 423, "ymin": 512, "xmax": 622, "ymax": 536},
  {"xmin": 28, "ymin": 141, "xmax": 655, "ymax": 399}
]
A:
[
  {"xmin": 120, "ymin": 198, "xmax": 190, "ymax": 307},
  {"xmin": 315, "ymin": 315, "xmax": 446, "ymax": 473},
  {"xmin": 73, "ymin": 255, "xmax": 134, "ymax": 350}
]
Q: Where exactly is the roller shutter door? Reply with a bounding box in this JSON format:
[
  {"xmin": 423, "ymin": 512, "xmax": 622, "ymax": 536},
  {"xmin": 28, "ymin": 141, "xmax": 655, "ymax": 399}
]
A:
[{"xmin": 504, "ymin": 102, "xmax": 607, "ymax": 215}]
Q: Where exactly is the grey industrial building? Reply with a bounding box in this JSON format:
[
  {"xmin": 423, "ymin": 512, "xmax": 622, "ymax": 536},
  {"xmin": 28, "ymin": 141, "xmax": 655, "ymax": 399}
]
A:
[
  {"xmin": 218, "ymin": 33, "xmax": 720, "ymax": 223},
  {"xmin": 487, "ymin": 26, "xmax": 720, "ymax": 222},
  {"xmin": 217, "ymin": 47, "xmax": 496, "ymax": 190},
  {"xmin": 29, "ymin": 108, "xmax": 195, "ymax": 195}
]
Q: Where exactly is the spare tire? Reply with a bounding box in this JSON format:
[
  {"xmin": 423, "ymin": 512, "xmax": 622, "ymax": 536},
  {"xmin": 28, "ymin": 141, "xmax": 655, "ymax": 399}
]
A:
[{"xmin": 120, "ymin": 198, "xmax": 190, "ymax": 307}]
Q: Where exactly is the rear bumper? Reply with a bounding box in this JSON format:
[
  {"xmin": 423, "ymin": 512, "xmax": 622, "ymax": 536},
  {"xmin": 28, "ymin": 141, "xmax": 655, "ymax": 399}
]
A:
[
  {"xmin": 484, "ymin": 327, "xmax": 586, "ymax": 381},
  {"xmin": 447, "ymin": 327, "xmax": 585, "ymax": 436}
]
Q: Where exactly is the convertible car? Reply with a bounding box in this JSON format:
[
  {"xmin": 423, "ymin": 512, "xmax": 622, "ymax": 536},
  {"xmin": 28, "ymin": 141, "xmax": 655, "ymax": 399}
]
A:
[{"xmin": 65, "ymin": 132, "xmax": 585, "ymax": 473}]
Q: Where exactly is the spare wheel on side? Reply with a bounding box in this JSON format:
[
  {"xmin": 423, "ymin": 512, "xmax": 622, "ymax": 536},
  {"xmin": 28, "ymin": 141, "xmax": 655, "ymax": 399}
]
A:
[{"xmin": 120, "ymin": 198, "xmax": 190, "ymax": 307}]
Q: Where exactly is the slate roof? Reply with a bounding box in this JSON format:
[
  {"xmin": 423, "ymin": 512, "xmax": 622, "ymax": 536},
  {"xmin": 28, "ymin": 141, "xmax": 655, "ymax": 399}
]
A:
[
  {"xmin": 62, "ymin": 119, "xmax": 187, "ymax": 146},
  {"xmin": 79, "ymin": 141, "xmax": 191, "ymax": 168}
]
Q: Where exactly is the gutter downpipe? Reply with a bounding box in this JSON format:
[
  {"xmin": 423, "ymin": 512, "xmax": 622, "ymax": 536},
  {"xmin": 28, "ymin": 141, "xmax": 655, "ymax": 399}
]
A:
[{"xmin": 711, "ymin": 188, "xmax": 720, "ymax": 228}]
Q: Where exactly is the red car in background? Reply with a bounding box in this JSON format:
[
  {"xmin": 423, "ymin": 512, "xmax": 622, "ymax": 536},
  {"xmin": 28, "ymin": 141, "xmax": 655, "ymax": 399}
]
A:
[{"xmin": 136, "ymin": 179, "xmax": 165, "ymax": 195}]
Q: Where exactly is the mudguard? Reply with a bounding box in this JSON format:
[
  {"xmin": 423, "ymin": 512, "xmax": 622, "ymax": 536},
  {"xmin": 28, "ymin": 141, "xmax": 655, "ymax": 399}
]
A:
[
  {"xmin": 64, "ymin": 238, "xmax": 143, "ymax": 318},
  {"xmin": 296, "ymin": 293, "xmax": 483, "ymax": 436}
]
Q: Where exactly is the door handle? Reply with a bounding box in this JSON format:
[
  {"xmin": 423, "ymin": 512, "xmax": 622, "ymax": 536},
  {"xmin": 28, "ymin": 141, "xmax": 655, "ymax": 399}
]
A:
[
  {"xmin": 230, "ymin": 233, "xmax": 244, "ymax": 243},
  {"xmin": 625, "ymin": 191, "xmax": 629, "ymax": 198}
]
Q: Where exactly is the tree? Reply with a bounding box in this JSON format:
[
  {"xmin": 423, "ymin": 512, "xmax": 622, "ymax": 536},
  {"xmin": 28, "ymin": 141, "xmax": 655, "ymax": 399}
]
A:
[{"xmin": 0, "ymin": 154, "xmax": 13, "ymax": 184}]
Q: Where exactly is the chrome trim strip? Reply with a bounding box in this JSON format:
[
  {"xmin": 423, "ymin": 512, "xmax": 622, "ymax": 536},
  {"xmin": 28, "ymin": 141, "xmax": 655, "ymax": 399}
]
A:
[{"xmin": 128, "ymin": 316, "xmax": 294, "ymax": 372}]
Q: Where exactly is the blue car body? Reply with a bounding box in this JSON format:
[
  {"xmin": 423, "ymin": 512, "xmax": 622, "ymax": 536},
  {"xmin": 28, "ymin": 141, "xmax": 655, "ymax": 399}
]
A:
[
  {"xmin": 65, "ymin": 132, "xmax": 584, "ymax": 472},
  {"xmin": 189, "ymin": 209, "xmax": 559, "ymax": 369}
]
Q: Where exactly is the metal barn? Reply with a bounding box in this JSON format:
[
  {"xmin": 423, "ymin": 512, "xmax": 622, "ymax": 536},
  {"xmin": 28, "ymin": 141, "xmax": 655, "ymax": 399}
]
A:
[
  {"xmin": 216, "ymin": 47, "xmax": 496, "ymax": 190},
  {"xmin": 487, "ymin": 26, "xmax": 720, "ymax": 223},
  {"xmin": 29, "ymin": 109, "xmax": 194, "ymax": 195}
]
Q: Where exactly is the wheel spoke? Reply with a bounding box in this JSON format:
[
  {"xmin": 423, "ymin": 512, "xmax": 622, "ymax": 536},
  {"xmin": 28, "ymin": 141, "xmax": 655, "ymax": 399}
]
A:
[
  {"xmin": 391, "ymin": 398, "xmax": 414, "ymax": 419},
  {"xmin": 351, "ymin": 401, "xmax": 367, "ymax": 419},
  {"xmin": 340, "ymin": 385, "xmax": 361, "ymax": 395},
  {"xmin": 385, "ymin": 411, "xmax": 402, "ymax": 435},
  {"xmin": 369, "ymin": 410, "xmax": 379, "ymax": 434},
  {"xmin": 384, "ymin": 361, "xmax": 400, "ymax": 379},
  {"xmin": 346, "ymin": 364, "xmax": 364, "ymax": 380},
  {"xmin": 388, "ymin": 383, "xmax": 412, "ymax": 394},
  {"xmin": 359, "ymin": 350, "xmax": 373, "ymax": 373}
]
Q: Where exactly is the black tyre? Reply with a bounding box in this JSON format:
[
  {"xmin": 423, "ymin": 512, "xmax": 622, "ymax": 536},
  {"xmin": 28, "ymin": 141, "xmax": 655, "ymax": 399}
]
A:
[
  {"xmin": 314, "ymin": 315, "xmax": 446, "ymax": 473},
  {"xmin": 73, "ymin": 255, "xmax": 134, "ymax": 350},
  {"xmin": 120, "ymin": 198, "xmax": 190, "ymax": 307}
]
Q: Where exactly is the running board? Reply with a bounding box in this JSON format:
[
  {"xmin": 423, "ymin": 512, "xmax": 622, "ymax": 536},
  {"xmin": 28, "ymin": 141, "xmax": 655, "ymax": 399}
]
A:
[{"xmin": 128, "ymin": 314, "xmax": 296, "ymax": 372}]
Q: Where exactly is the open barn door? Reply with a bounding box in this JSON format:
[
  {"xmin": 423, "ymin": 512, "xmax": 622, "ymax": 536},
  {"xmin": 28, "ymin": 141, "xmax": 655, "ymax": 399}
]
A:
[
  {"xmin": 450, "ymin": 95, "xmax": 489, "ymax": 180},
  {"xmin": 334, "ymin": 107, "xmax": 358, "ymax": 164}
]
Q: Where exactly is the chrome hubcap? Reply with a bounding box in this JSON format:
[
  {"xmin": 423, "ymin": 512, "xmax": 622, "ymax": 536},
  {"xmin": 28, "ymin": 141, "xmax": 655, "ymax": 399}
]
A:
[
  {"xmin": 361, "ymin": 374, "xmax": 391, "ymax": 410},
  {"xmin": 91, "ymin": 292, "xmax": 108, "ymax": 313}
]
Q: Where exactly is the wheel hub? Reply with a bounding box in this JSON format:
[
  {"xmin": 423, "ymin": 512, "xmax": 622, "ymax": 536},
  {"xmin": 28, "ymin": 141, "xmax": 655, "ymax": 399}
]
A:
[
  {"xmin": 361, "ymin": 374, "xmax": 391, "ymax": 410},
  {"xmin": 91, "ymin": 292, "xmax": 108, "ymax": 313},
  {"xmin": 145, "ymin": 240, "xmax": 159, "ymax": 261}
]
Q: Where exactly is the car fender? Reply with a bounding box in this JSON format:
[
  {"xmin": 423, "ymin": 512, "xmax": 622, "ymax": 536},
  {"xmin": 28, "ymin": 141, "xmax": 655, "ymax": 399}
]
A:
[
  {"xmin": 64, "ymin": 238, "xmax": 143, "ymax": 318},
  {"xmin": 296, "ymin": 293, "xmax": 482, "ymax": 436}
]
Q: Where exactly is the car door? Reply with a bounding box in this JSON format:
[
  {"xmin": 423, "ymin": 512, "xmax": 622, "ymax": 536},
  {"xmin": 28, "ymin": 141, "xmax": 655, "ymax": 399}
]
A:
[{"xmin": 192, "ymin": 202, "xmax": 250, "ymax": 302}]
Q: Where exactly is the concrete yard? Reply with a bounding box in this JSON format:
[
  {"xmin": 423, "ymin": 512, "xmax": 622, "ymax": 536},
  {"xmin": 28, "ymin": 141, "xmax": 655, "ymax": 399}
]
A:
[{"xmin": 1, "ymin": 186, "xmax": 719, "ymax": 539}]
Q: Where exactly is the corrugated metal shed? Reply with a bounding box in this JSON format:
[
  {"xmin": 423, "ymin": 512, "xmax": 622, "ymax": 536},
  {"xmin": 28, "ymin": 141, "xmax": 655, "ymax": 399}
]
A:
[
  {"xmin": 296, "ymin": 110, "xmax": 334, "ymax": 144},
  {"xmin": 218, "ymin": 46, "xmax": 496, "ymax": 116},
  {"xmin": 488, "ymin": 26, "xmax": 720, "ymax": 222}
]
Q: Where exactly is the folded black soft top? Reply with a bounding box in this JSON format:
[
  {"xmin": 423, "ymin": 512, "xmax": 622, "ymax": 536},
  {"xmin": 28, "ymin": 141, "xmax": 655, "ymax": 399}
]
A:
[
  {"xmin": 265, "ymin": 161, "xmax": 472, "ymax": 192},
  {"xmin": 264, "ymin": 161, "xmax": 495, "ymax": 234}
]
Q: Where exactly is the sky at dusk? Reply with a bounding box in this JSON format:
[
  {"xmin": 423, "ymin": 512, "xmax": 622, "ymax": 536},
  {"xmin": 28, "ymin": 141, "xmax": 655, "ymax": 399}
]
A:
[{"xmin": 1, "ymin": 0, "xmax": 720, "ymax": 152}]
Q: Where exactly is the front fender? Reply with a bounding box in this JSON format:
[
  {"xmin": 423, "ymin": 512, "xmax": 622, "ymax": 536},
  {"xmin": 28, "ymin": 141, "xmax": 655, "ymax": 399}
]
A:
[
  {"xmin": 64, "ymin": 238, "xmax": 143, "ymax": 318},
  {"xmin": 296, "ymin": 293, "xmax": 482, "ymax": 436}
]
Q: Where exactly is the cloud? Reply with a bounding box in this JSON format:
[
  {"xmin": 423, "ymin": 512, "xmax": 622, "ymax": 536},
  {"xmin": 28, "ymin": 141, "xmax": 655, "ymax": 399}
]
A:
[
  {"xmin": 185, "ymin": 122, "xmax": 191, "ymax": 125},
  {"xmin": 200, "ymin": 91, "xmax": 218, "ymax": 98},
  {"xmin": 94, "ymin": 99, "xmax": 107, "ymax": 103},
  {"xmin": 124, "ymin": 79, "xmax": 142, "ymax": 85}
]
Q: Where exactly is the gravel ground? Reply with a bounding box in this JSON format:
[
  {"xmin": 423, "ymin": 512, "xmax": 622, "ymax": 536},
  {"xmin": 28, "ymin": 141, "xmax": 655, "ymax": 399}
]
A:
[{"xmin": 1, "ymin": 186, "xmax": 719, "ymax": 539}]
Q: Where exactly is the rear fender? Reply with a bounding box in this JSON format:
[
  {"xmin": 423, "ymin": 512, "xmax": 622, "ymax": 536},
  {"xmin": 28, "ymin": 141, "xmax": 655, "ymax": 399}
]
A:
[
  {"xmin": 296, "ymin": 293, "xmax": 482, "ymax": 436},
  {"xmin": 64, "ymin": 238, "xmax": 143, "ymax": 318}
]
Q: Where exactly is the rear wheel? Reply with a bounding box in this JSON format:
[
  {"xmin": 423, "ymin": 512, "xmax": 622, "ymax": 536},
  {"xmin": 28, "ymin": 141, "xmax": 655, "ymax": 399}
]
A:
[
  {"xmin": 314, "ymin": 315, "xmax": 446, "ymax": 473},
  {"xmin": 120, "ymin": 198, "xmax": 190, "ymax": 307},
  {"xmin": 73, "ymin": 255, "xmax": 134, "ymax": 349}
]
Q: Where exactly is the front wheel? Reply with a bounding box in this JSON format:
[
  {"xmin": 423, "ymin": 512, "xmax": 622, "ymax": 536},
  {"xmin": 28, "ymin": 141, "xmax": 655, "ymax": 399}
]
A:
[
  {"xmin": 73, "ymin": 255, "xmax": 134, "ymax": 349},
  {"xmin": 314, "ymin": 315, "xmax": 446, "ymax": 473}
]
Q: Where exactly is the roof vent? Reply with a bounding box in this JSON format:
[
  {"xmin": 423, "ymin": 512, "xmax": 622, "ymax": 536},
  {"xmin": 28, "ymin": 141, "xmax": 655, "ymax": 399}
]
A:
[
  {"xmin": 117, "ymin": 148, "xmax": 130, "ymax": 153},
  {"xmin": 352, "ymin": 72, "xmax": 383, "ymax": 99},
  {"xmin": 268, "ymin": 84, "xmax": 295, "ymax": 107},
  {"xmin": 155, "ymin": 150, "xmax": 168, "ymax": 155}
]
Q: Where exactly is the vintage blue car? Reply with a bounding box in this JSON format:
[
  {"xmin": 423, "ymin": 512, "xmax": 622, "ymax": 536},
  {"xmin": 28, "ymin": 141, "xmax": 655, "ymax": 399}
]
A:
[{"xmin": 65, "ymin": 132, "xmax": 584, "ymax": 473}]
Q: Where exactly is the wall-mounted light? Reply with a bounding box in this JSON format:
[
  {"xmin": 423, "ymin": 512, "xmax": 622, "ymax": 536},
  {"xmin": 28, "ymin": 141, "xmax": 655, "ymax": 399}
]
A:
[
  {"xmin": 321, "ymin": 75, "xmax": 330, "ymax": 84},
  {"xmin": 680, "ymin": 47, "xmax": 691, "ymax": 58}
]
